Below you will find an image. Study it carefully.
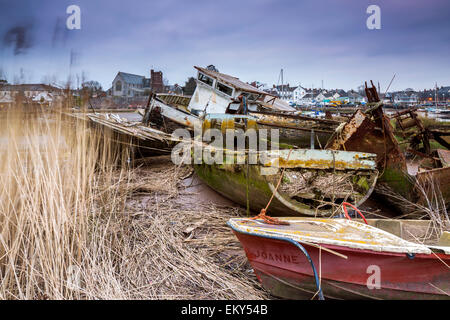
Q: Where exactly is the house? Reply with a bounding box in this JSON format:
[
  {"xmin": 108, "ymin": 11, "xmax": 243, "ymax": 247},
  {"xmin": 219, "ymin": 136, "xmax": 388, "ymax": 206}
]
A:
[
  {"xmin": 111, "ymin": 69, "xmax": 165, "ymax": 97},
  {"xmin": 393, "ymin": 93, "xmax": 418, "ymax": 105},
  {"xmin": 346, "ymin": 90, "xmax": 366, "ymax": 104},
  {"xmin": 0, "ymin": 83, "xmax": 63, "ymax": 107},
  {"xmin": 0, "ymin": 90, "xmax": 13, "ymax": 107},
  {"xmin": 297, "ymin": 93, "xmax": 314, "ymax": 105},
  {"xmin": 292, "ymin": 86, "xmax": 308, "ymax": 103},
  {"xmin": 392, "ymin": 91, "xmax": 418, "ymax": 105},
  {"xmin": 314, "ymin": 92, "xmax": 326, "ymax": 102},
  {"xmin": 271, "ymin": 84, "xmax": 297, "ymax": 102},
  {"xmin": 328, "ymin": 89, "xmax": 343, "ymax": 100},
  {"xmin": 437, "ymin": 86, "xmax": 450, "ymax": 102}
]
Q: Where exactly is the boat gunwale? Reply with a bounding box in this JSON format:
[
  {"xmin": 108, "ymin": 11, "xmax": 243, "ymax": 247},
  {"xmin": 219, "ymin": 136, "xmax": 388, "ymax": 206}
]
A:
[{"xmin": 228, "ymin": 218, "xmax": 450, "ymax": 256}]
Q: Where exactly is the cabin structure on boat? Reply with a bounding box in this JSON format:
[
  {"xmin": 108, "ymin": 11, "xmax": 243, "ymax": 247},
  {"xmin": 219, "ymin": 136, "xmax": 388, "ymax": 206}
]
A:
[{"xmin": 187, "ymin": 66, "xmax": 294, "ymax": 114}]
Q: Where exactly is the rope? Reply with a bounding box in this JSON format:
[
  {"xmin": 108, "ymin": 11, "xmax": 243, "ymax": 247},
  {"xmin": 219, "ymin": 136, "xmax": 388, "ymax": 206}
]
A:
[
  {"xmin": 342, "ymin": 202, "xmax": 368, "ymax": 224},
  {"xmin": 249, "ymin": 148, "xmax": 293, "ymax": 225}
]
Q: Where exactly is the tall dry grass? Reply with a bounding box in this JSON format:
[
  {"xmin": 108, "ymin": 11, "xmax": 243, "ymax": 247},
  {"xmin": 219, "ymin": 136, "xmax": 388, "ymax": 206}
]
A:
[
  {"xmin": 0, "ymin": 108, "xmax": 129, "ymax": 299},
  {"xmin": 0, "ymin": 108, "xmax": 265, "ymax": 300}
]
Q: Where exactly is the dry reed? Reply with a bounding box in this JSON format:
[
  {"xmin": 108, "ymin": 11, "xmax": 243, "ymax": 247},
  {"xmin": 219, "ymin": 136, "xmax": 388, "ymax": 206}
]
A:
[
  {"xmin": 0, "ymin": 107, "xmax": 266, "ymax": 300},
  {"xmin": 375, "ymin": 172, "xmax": 449, "ymax": 243}
]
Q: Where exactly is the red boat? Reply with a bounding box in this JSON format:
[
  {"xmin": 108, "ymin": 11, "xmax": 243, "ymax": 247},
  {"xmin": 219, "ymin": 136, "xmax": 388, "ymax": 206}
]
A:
[{"xmin": 228, "ymin": 217, "xmax": 450, "ymax": 300}]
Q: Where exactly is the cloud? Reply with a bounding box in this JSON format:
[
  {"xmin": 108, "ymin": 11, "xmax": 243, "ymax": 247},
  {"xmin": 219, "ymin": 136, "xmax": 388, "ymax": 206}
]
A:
[{"xmin": 0, "ymin": 0, "xmax": 449, "ymax": 90}]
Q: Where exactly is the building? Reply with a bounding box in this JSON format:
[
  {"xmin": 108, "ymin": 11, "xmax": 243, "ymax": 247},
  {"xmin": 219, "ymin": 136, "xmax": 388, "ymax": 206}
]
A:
[
  {"xmin": 0, "ymin": 83, "xmax": 62, "ymax": 107},
  {"xmin": 112, "ymin": 72, "xmax": 149, "ymax": 97},
  {"xmin": 150, "ymin": 69, "xmax": 164, "ymax": 94},
  {"xmin": 346, "ymin": 91, "xmax": 366, "ymax": 104},
  {"xmin": 297, "ymin": 93, "xmax": 315, "ymax": 105},
  {"xmin": 292, "ymin": 86, "xmax": 308, "ymax": 103},
  {"xmin": 111, "ymin": 69, "xmax": 165, "ymax": 97},
  {"xmin": 270, "ymin": 84, "xmax": 297, "ymax": 102},
  {"xmin": 392, "ymin": 91, "xmax": 418, "ymax": 105}
]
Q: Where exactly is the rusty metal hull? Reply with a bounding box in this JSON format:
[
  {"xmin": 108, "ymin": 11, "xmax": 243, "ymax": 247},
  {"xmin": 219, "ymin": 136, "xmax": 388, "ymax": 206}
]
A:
[
  {"xmin": 194, "ymin": 149, "xmax": 378, "ymax": 217},
  {"xmin": 326, "ymin": 108, "xmax": 449, "ymax": 207},
  {"xmin": 326, "ymin": 109, "xmax": 413, "ymax": 198}
]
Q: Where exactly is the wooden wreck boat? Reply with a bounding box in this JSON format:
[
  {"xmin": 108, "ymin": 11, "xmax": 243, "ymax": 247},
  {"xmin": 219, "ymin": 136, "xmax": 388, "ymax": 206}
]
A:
[
  {"xmin": 85, "ymin": 112, "xmax": 181, "ymax": 156},
  {"xmin": 143, "ymin": 66, "xmax": 343, "ymax": 147},
  {"xmin": 228, "ymin": 217, "xmax": 450, "ymax": 299},
  {"xmin": 326, "ymin": 82, "xmax": 450, "ymax": 210},
  {"xmin": 193, "ymin": 114, "xmax": 379, "ymax": 217},
  {"xmin": 248, "ymin": 109, "xmax": 341, "ymax": 148}
]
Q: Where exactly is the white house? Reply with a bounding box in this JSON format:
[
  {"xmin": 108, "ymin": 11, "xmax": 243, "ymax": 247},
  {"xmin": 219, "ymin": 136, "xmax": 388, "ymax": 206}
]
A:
[
  {"xmin": 292, "ymin": 86, "xmax": 308, "ymax": 104},
  {"xmin": 297, "ymin": 93, "xmax": 315, "ymax": 105},
  {"xmin": 393, "ymin": 92, "xmax": 418, "ymax": 105},
  {"xmin": 0, "ymin": 84, "xmax": 62, "ymax": 107}
]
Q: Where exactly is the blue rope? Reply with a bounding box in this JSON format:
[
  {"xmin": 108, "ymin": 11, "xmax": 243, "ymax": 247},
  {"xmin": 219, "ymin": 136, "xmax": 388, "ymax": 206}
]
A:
[{"xmin": 228, "ymin": 222, "xmax": 325, "ymax": 300}]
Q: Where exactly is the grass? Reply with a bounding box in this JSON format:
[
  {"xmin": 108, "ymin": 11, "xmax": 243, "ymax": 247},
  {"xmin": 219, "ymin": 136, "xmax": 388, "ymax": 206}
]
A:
[
  {"xmin": 0, "ymin": 107, "xmax": 266, "ymax": 300},
  {"xmin": 375, "ymin": 171, "xmax": 449, "ymax": 239}
]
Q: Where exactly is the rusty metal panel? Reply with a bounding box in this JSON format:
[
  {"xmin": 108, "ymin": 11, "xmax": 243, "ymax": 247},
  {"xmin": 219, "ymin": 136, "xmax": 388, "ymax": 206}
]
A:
[{"xmin": 326, "ymin": 109, "xmax": 407, "ymax": 171}]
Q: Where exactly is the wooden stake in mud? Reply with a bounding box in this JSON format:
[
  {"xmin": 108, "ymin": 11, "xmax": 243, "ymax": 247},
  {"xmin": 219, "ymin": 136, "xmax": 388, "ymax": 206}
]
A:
[{"xmin": 243, "ymin": 96, "xmax": 250, "ymax": 217}]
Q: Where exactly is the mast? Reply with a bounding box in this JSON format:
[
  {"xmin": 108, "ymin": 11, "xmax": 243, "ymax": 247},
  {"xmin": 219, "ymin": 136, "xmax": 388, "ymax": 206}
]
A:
[{"xmin": 435, "ymin": 82, "xmax": 438, "ymax": 108}]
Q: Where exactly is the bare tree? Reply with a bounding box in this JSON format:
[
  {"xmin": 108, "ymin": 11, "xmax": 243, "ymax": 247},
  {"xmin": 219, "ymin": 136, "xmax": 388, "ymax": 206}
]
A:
[{"xmin": 183, "ymin": 77, "xmax": 196, "ymax": 96}]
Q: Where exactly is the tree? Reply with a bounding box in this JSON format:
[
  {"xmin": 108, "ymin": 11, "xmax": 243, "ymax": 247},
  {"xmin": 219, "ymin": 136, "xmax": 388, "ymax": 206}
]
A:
[
  {"xmin": 81, "ymin": 80, "xmax": 103, "ymax": 97},
  {"xmin": 183, "ymin": 77, "xmax": 196, "ymax": 96}
]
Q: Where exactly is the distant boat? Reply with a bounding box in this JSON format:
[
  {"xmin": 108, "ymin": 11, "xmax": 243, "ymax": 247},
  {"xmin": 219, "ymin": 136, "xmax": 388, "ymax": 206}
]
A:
[{"xmin": 229, "ymin": 217, "xmax": 450, "ymax": 299}]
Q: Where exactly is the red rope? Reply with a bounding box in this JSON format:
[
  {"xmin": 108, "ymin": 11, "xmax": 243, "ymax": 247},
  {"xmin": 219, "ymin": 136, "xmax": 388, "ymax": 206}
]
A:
[
  {"xmin": 249, "ymin": 149, "xmax": 293, "ymax": 226},
  {"xmin": 342, "ymin": 202, "xmax": 368, "ymax": 225},
  {"xmin": 249, "ymin": 208, "xmax": 289, "ymax": 225}
]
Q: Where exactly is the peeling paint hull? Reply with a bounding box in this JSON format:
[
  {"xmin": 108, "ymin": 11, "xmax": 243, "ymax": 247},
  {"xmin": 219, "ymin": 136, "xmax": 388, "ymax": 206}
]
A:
[
  {"xmin": 194, "ymin": 149, "xmax": 378, "ymax": 217},
  {"xmin": 86, "ymin": 113, "xmax": 176, "ymax": 155}
]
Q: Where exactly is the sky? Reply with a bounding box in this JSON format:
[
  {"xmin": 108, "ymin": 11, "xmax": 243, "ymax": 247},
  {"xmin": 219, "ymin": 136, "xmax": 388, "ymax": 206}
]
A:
[{"xmin": 0, "ymin": 0, "xmax": 449, "ymax": 92}]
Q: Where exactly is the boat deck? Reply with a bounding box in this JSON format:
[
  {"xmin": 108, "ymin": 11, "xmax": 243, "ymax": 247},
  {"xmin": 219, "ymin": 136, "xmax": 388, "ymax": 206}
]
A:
[{"xmin": 229, "ymin": 218, "xmax": 450, "ymax": 255}]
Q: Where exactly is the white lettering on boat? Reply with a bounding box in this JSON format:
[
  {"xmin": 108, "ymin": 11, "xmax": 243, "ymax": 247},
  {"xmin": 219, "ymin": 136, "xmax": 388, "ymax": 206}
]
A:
[{"xmin": 252, "ymin": 250, "xmax": 299, "ymax": 264}]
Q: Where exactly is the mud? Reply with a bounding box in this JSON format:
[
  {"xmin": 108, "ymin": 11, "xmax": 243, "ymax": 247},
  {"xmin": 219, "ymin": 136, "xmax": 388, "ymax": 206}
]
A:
[{"xmin": 132, "ymin": 155, "xmax": 402, "ymax": 219}]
